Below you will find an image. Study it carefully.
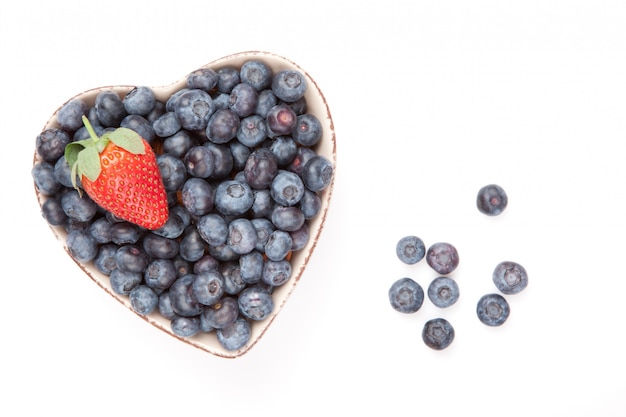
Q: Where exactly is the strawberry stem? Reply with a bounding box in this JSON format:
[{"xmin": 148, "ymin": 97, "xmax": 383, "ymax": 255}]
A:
[{"xmin": 82, "ymin": 115, "xmax": 99, "ymax": 142}]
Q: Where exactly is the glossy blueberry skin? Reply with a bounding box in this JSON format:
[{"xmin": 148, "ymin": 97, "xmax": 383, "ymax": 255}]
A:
[
  {"xmin": 238, "ymin": 285, "xmax": 274, "ymax": 320},
  {"xmin": 302, "ymin": 155, "xmax": 334, "ymax": 192},
  {"xmin": 123, "ymin": 86, "xmax": 156, "ymax": 116},
  {"xmin": 217, "ymin": 66, "xmax": 240, "ymax": 93},
  {"xmin": 121, "ymin": 114, "xmax": 155, "ymax": 144},
  {"xmin": 171, "ymin": 316, "xmax": 201, "ymax": 337},
  {"xmin": 32, "ymin": 161, "xmax": 62, "ymax": 196},
  {"xmin": 36, "ymin": 128, "xmax": 70, "ymax": 163},
  {"xmin": 396, "ymin": 235, "xmax": 426, "ymax": 265},
  {"xmin": 169, "ymin": 274, "xmax": 204, "ymax": 317},
  {"xmin": 492, "ymin": 261, "xmax": 528, "ymax": 294},
  {"xmin": 183, "ymin": 145, "xmax": 215, "ymax": 179},
  {"xmin": 187, "ymin": 67, "xmax": 219, "ymax": 92},
  {"xmin": 237, "ymin": 114, "xmax": 267, "ymax": 147},
  {"xmin": 196, "ymin": 213, "xmax": 228, "ymax": 247},
  {"xmin": 272, "ymin": 70, "xmax": 307, "ymax": 102},
  {"xmin": 66, "ymin": 229, "xmax": 99, "ymax": 263},
  {"xmin": 217, "ymin": 316, "xmax": 251, "ymax": 351},
  {"xmin": 162, "ymin": 130, "xmax": 196, "ymax": 158},
  {"xmin": 182, "ymin": 177, "xmax": 215, "ymax": 217},
  {"xmin": 205, "ymin": 143, "xmax": 234, "ymax": 179},
  {"xmin": 244, "ymin": 147, "xmax": 278, "ymax": 190},
  {"xmin": 240, "ymin": 60, "xmax": 273, "ymax": 91},
  {"xmin": 201, "ymin": 296, "xmax": 239, "ymax": 329},
  {"xmin": 292, "ymin": 113, "xmax": 322, "ymax": 146},
  {"xmin": 174, "ymin": 89, "xmax": 214, "ymax": 131},
  {"xmin": 179, "ymin": 226, "xmax": 207, "ymax": 263},
  {"xmin": 477, "ymin": 184, "xmax": 508, "ymax": 216},
  {"xmin": 109, "ymin": 268, "xmax": 142, "ymax": 296},
  {"xmin": 214, "ymin": 180, "xmax": 254, "ymax": 216},
  {"xmin": 142, "ymin": 232, "xmax": 179, "ymax": 259},
  {"xmin": 95, "ymin": 90, "xmax": 126, "ymax": 127},
  {"xmin": 110, "ymin": 222, "xmax": 141, "ymax": 245},
  {"xmin": 268, "ymin": 136, "xmax": 297, "ymax": 166},
  {"xmin": 227, "ymin": 218, "xmax": 258, "ymax": 255},
  {"xmin": 271, "ymin": 206, "xmax": 306, "ymax": 232},
  {"xmin": 129, "ymin": 285, "xmax": 159, "ymax": 315},
  {"xmin": 57, "ymin": 99, "xmax": 88, "ymax": 131},
  {"xmin": 422, "ymin": 318, "xmax": 455, "ymax": 350},
  {"xmin": 115, "ymin": 245, "xmax": 149, "ymax": 273},
  {"xmin": 144, "ymin": 258, "xmax": 177, "ymax": 291},
  {"xmin": 239, "ymin": 250, "xmax": 264, "ymax": 284},
  {"xmin": 152, "ymin": 111, "xmax": 181, "ymax": 138},
  {"xmin": 206, "ymin": 108, "xmax": 240, "ymax": 144},
  {"xmin": 229, "ymin": 82, "xmax": 258, "ymax": 118},
  {"xmin": 157, "ymin": 153, "xmax": 187, "ymax": 192},
  {"xmin": 264, "ymin": 230, "xmax": 293, "ymax": 261},
  {"xmin": 426, "ymin": 242, "xmax": 460, "ymax": 275},
  {"xmin": 89, "ymin": 217, "xmax": 113, "ymax": 244},
  {"xmin": 427, "ymin": 276, "xmax": 460, "ymax": 308},
  {"xmin": 266, "ymin": 104, "xmax": 297, "ymax": 136},
  {"xmin": 477, "ymin": 293, "xmax": 510, "ymax": 326},
  {"xmin": 93, "ymin": 243, "xmax": 118, "ymax": 276},
  {"xmin": 191, "ymin": 270, "xmax": 225, "ymax": 306},
  {"xmin": 271, "ymin": 170, "xmax": 305, "ymax": 207},
  {"xmin": 261, "ymin": 260, "xmax": 292, "ymax": 286},
  {"xmin": 389, "ymin": 277, "xmax": 424, "ymax": 314},
  {"xmin": 61, "ymin": 190, "xmax": 98, "ymax": 222},
  {"xmin": 220, "ymin": 261, "xmax": 247, "ymax": 295}
]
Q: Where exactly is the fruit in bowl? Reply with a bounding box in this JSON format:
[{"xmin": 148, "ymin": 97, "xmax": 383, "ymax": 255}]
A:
[{"xmin": 32, "ymin": 51, "xmax": 336, "ymax": 358}]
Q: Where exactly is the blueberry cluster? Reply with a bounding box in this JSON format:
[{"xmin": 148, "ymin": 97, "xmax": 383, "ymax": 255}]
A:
[
  {"xmin": 33, "ymin": 60, "xmax": 333, "ymax": 352},
  {"xmin": 389, "ymin": 184, "xmax": 528, "ymax": 350}
]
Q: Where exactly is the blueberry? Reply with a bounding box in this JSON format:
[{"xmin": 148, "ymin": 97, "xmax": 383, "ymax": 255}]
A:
[
  {"xmin": 244, "ymin": 148, "xmax": 278, "ymax": 190},
  {"xmin": 191, "ymin": 270, "xmax": 225, "ymax": 306},
  {"xmin": 169, "ymin": 274, "xmax": 204, "ymax": 317},
  {"xmin": 57, "ymin": 99, "xmax": 88, "ymax": 131},
  {"xmin": 237, "ymin": 114, "xmax": 267, "ymax": 147},
  {"xmin": 272, "ymin": 69, "xmax": 307, "ymax": 102},
  {"xmin": 476, "ymin": 293, "xmax": 510, "ymax": 326},
  {"xmin": 121, "ymin": 114, "xmax": 155, "ymax": 143},
  {"xmin": 287, "ymin": 147, "xmax": 316, "ymax": 176},
  {"xmin": 157, "ymin": 153, "xmax": 187, "ymax": 192},
  {"xmin": 492, "ymin": 261, "xmax": 528, "ymax": 294},
  {"xmin": 255, "ymin": 89, "xmax": 278, "ymax": 117},
  {"xmin": 145, "ymin": 100, "xmax": 166, "ymax": 123},
  {"xmin": 427, "ymin": 276, "xmax": 460, "ymax": 308},
  {"xmin": 302, "ymin": 155, "xmax": 334, "ymax": 192},
  {"xmin": 193, "ymin": 255, "xmax": 220, "ymax": 274},
  {"xmin": 129, "ymin": 285, "xmax": 158, "ymax": 315},
  {"xmin": 181, "ymin": 177, "xmax": 215, "ymax": 217},
  {"xmin": 123, "ymin": 86, "xmax": 156, "ymax": 116},
  {"xmin": 54, "ymin": 156, "xmax": 75, "ymax": 188},
  {"xmin": 227, "ymin": 218, "xmax": 257, "ymax": 255},
  {"xmin": 271, "ymin": 170, "xmax": 305, "ymax": 207},
  {"xmin": 152, "ymin": 211, "xmax": 186, "ymax": 239},
  {"xmin": 261, "ymin": 260, "xmax": 292, "ymax": 286},
  {"xmin": 186, "ymin": 67, "xmax": 219, "ymax": 92},
  {"xmin": 251, "ymin": 189, "xmax": 275, "ymax": 218},
  {"xmin": 229, "ymin": 82, "xmax": 258, "ymax": 118},
  {"xmin": 32, "ymin": 161, "xmax": 62, "ymax": 196},
  {"xmin": 217, "ymin": 316, "xmax": 251, "ymax": 351},
  {"xmin": 264, "ymin": 230, "xmax": 293, "ymax": 261},
  {"xmin": 299, "ymin": 189, "xmax": 321, "ymax": 219},
  {"xmin": 174, "ymin": 89, "xmax": 214, "ymax": 131},
  {"xmin": 271, "ymin": 206, "xmax": 306, "ymax": 232},
  {"xmin": 291, "ymin": 113, "xmax": 322, "ymax": 147},
  {"xmin": 144, "ymin": 258, "xmax": 177, "ymax": 291},
  {"xmin": 197, "ymin": 213, "xmax": 228, "ymax": 246},
  {"xmin": 422, "ymin": 318, "xmax": 455, "ymax": 350},
  {"xmin": 426, "ymin": 242, "xmax": 460, "ymax": 275},
  {"xmin": 239, "ymin": 250, "xmax": 264, "ymax": 284},
  {"xmin": 142, "ymin": 232, "xmax": 179, "ymax": 259},
  {"xmin": 115, "ymin": 245, "xmax": 149, "ymax": 273},
  {"xmin": 95, "ymin": 90, "xmax": 126, "ymax": 127},
  {"xmin": 289, "ymin": 223, "xmax": 310, "ymax": 251},
  {"xmin": 477, "ymin": 184, "xmax": 508, "ymax": 216},
  {"xmin": 205, "ymin": 143, "xmax": 234, "ymax": 179},
  {"xmin": 240, "ymin": 60, "xmax": 273, "ymax": 91},
  {"xmin": 41, "ymin": 197, "xmax": 68, "ymax": 227},
  {"xmin": 214, "ymin": 180, "xmax": 254, "ymax": 216},
  {"xmin": 207, "ymin": 243, "xmax": 240, "ymax": 263},
  {"xmin": 229, "ymin": 140, "xmax": 251, "ymax": 172},
  {"xmin": 61, "ymin": 190, "xmax": 98, "ymax": 222},
  {"xmin": 217, "ymin": 66, "xmax": 240, "ymax": 93},
  {"xmin": 183, "ymin": 145, "xmax": 215, "ymax": 179},
  {"xmin": 206, "ymin": 108, "xmax": 240, "ymax": 144},
  {"xmin": 66, "ymin": 229, "xmax": 98, "ymax": 263},
  {"xmin": 268, "ymin": 136, "xmax": 298, "ymax": 166},
  {"xmin": 396, "ymin": 235, "xmax": 426, "ymax": 265},
  {"xmin": 179, "ymin": 226, "xmax": 207, "ymax": 262},
  {"xmin": 110, "ymin": 222, "xmax": 141, "ymax": 245},
  {"xmin": 220, "ymin": 261, "xmax": 247, "ymax": 295},
  {"xmin": 109, "ymin": 268, "xmax": 142, "ymax": 295},
  {"xmin": 388, "ymin": 277, "xmax": 424, "ymax": 314},
  {"xmin": 266, "ymin": 104, "xmax": 297, "ymax": 136},
  {"xmin": 89, "ymin": 217, "xmax": 113, "ymax": 244},
  {"xmin": 171, "ymin": 315, "xmax": 201, "ymax": 337},
  {"xmin": 158, "ymin": 291, "xmax": 177, "ymax": 320},
  {"xmin": 93, "ymin": 243, "xmax": 118, "ymax": 276},
  {"xmin": 201, "ymin": 296, "xmax": 239, "ymax": 329},
  {"xmin": 251, "ymin": 217, "xmax": 275, "ymax": 252},
  {"xmin": 162, "ymin": 130, "xmax": 197, "ymax": 158},
  {"xmin": 152, "ymin": 111, "xmax": 181, "ymax": 138},
  {"xmin": 238, "ymin": 285, "xmax": 274, "ymax": 321}
]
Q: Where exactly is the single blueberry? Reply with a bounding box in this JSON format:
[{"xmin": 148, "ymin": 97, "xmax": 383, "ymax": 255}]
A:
[
  {"xmin": 61, "ymin": 190, "xmax": 98, "ymax": 223},
  {"xmin": 271, "ymin": 170, "xmax": 305, "ymax": 207},
  {"xmin": 174, "ymin": 89, "xmax": 214, "ymax": 131},
  {"xmin": 142, "ymin": 232, "xmax": 179, "ymax": 259},
  {"xmin": 57, "ymin": 99, "xmax": 88, "ymax": 131},
  {"xmin": 191, "ymin": 270, "xmax": 225, "ymax": 306},
  {"xmin": 66, "ymin": 229, "xmax": 99, "ymax": 263},
  {"xmin": 477, "ymin": 184, "xmax": 508, "ymax": 216},
  {"xmin": 264, "ymin": 230, "xmax": 293, "ymax": 261},
  {"xmin": 271, "ymin": 206, "xmax": 306, "ymax": 232},
  {"xmin": 217, "ymin": 66, "xmax": 240, "ymax": 94},
  {"xmin": 214, "ymin": 180, "xmax": 254, "ymax": 216},
  {"xmin": 300, "ymin": 189, "xmax": 321, "ymax": 219},
  {"xmin": 426, "ymin": 242, "xmax": 460, "ymax": 275},
  {"xmin": 89, "ymin": 217, "xmax": 113, "ymax": 244},
  {"xmin": 422, "ymin": 318, "xmax": 455, "ymax": 350},
  {"xmin": 109, "ymin": 268, "xmax": 142, "ymax": 296},
  {"xmin": 237, "ymin": 114, "xmax": 267, "ymax": 147},
  {"xmin": 240, "ymin": 60, "xmax": 273, "ymax": 91},
  {"xmin": 492, "ymin": 261, "xmax": 528, "ymax": 295},
  {"xmin": 121, "ymin": 114, "xmax": 155, "ymax": 144},
  {"xmin": 268, "ymin": 136, "xmax": 298, "ymax": 166},
  {"xmin": 95, "ymin": 90, "xmax": 126, "ymax": 127},
  {"xmin": 220, "ymin": 261, "xmax": 247, "ymax": 295},
  {"xmin": 266, "ymin": 104, "xmax": 297, "ymax": 136},
  {"xmin": 229, "ymin": 82, "xmax": 258, "ymax": 118},
  {"xmin": 396, "ymin": 235, "xmax": 426, "ymax": 265},
  {"xmin": 229, "ymin": 140, "xmax": 251, "ymax": 171},
  {"xmin": 123, "ymin": 86, "xmax": 156, "ymax": 116},
  {"xmin": 194, "ymin": 254, "xmax": 220, "ymax": 274},
  {"xmin": 389, "ymin": 277, "xmax": 424, "ymax": 314},
  {"xmin": 239, "ymin": 250, "xmax": 265, "ymax": 284},
  {"xmin": 217, "ymin": 316, "xmax": 251, "ymax": 351},
  {"xmin": 255, "ymin": 89, "xmax": 278, "ymax": 117},
  {"xmin": 169, "ymin": 274, "xmax": 204, "ymax": 317},
  {"xmin": 262, "ymin": 260, "xmax": 292, "ymax": 287},
  {"xmin": 244, "ymin": 147, "xmax": 278, "ymax": 190},
  {"xmin": 238, "ymin": 285, "xmax": 274, "ymax": 321},
  {"xmin": 179, "ymin": 226, "xmax": 207, "ymax": 262},
  {"xmin": 54, "ymin": 155, "xmax": 75, "ymax": 188},
  {"xmin": 93, "ymin": 244, "xmax": 118, "ymax": 276},
  {"xmin": 427, "ymin": 276, "xmax": 460, "ymax": 308},
  {"xmin": 251, "ymin": 217, "xmax": 275, "ymax": 253},
  {"xmin": 158, "ymin": 291, "xmax": 177, "ymax": 320},
  {"xmin": 129, "ymin": 285, "xmax": 159, "ymax": 316},
  {"xmin": 162, "ymin": 130, "xmax": 197, "ymax": 158},
  {"xmin": 272, "ymin": 69, "xmax": 307, "ymax": 102},
  {"xmin": 227, "ymin": 218, "xmax": 258, "ymax": 255},
  {"xmin": 302, "ymin": 155, "xmax": 334, "ymax": 193},
  {"xmin": 186, "ymin": 67, "xmax": 219, "ymax": 92},
  {"xmin": 181, "ymin": 177, "xmax": 215, "ymax": 217},
  {"xmin": 201, "ymin": 296, "xmax": 239, "ymax": 329},
  {"xmin": 41, "ymin": 197, "xmax": 68, "ymax": 227},
  {"xmin": 183, "ymin": 145, "xmax": 215, "ymax": 179},
  {"xmin": 477, "ymin": 293, "xmax": 510, "ymax": 326},
  {"xmin": 32, "ymin": 161, "xmax": 62, "ymax": 196},
  {"xmin": 171, "ymin": 316, "xmax": 201, "ymax": 337},
  {"xmin": 292, "ymin": 113, "xmax": 322, "ymax": 146},
  {"xmin": 289, "ymin": 224, "xmax": 310, "ymax": 251},
  {"xmin": 197, "ymin": 213, "xmax": 228, "ymax": 247},
  {"xmin": 144, "ymin": 258, "xmax": 177, "ymax": 291},
  {"xmin": 206, "ymin": 108, "xmax": 240, "ymax": 144},
  {"xmin": 110, "ymin": 222, "xmax": 141, "ymax": 245},
  {"xmin": 205, "ymin": 143, "xmax": 234, "ymax": 179},
  {"xmin": 115, "ymin": 245, "xmax": 149, "ymax": 273},
  {"xmin": 152, "ymin": 111, "xmax": 181, "ymax": 138},
  {"xmin": 157, "ymin": 153, "xmax": 187, "ymax": 192}
]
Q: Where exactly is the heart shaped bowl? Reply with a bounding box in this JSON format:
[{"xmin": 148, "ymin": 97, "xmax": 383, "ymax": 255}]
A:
[{"xmin": 33, "ymin": 51, "xmax": 336, "ymax": 358}]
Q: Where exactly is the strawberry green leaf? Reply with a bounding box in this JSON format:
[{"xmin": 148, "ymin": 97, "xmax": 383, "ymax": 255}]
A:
[
  {"xmin": 77, "ymin": 145, "xmax": 102, "ymax": 182},
  {"xmin": 64, "ymin": 142, "xmax": 84, "ymax": 168},
  {"xmin": 105, "ymin": 128, "xmax": 146, "ymax": 155}
]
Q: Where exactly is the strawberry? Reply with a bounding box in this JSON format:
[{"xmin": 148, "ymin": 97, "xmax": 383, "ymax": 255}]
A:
[{"xmin": 65, "ymin": 115, "xmax": 169, "ymax": 230}]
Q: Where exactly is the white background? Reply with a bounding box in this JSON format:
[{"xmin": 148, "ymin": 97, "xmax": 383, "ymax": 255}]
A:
[{"xmin": 2, "ymin": 1, "xmax": 626, "ymax": 415}]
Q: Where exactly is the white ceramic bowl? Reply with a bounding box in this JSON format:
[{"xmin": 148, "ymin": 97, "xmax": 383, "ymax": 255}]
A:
[{"xmin": 33, "ymin": 51, "xmax": 336, "ymax": 358}]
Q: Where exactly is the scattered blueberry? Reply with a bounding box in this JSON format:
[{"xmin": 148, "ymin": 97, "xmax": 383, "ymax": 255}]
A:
[
  {"xmin": 427, "ymin": 276, "xmax": 460, "ymax": 308},
  {"xmin": 476, "ymin": 293, "xmax": 510, "ymax": 326},
  {"xmin": 396, "ymin": 235, "xmax": 426, "ymax": 265},
  {"xmin": 493, "ymin": 261, "xmax": 528, "ymax": 295},
  {"xmin": 426, "ymin": 242, "xmax": 459, "ymax": 275},
  {"xmin": 477, "ymin": 184, "xmax": 508, "ymax": 216},
  {"xmin": 389, "ymin": 277, "xmax": 424, "ymax": 314},
  {"xmin": 422, "ymin": 318, "xmax": 455, "ymax": 350}
]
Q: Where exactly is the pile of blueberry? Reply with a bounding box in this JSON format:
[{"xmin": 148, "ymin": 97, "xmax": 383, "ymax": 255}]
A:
[
  {"xmin": 33, "ymin": 60, "xmax": 333, "ymax": 351},
  {"xmin": 389, "ymin": 184, "xmax": 528, "ymax": 350}
]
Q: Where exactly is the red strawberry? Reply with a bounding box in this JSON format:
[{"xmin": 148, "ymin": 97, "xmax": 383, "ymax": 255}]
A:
[{"xmin": 65, "ymin": 115, "xmax": 169, "ymax": 230}]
